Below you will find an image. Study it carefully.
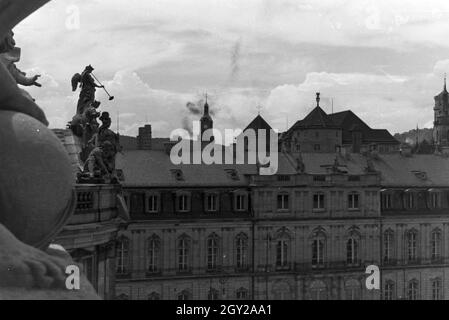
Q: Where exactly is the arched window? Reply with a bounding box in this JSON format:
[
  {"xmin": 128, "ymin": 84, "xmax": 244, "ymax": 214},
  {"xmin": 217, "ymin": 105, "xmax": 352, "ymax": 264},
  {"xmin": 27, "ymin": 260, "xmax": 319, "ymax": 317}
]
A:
[
  {"xmin": 116, "ymin": 237, "xmax": 130, "ymax": 274},
  {"xmin": 345, "ymin": 279, "xmax": 361, "ymax": 300},
  {"xmin": 275, "ymin": 230, "xmax": 291, "ymax": 269},
  {"xmin": 432, "ymin": 278, "xmax": 442, "ymax": 300},
  {"xmin": 431, "ymin": 229, "xmax": 442, "ymax": 261},
  {"xmin": 346, "ymin": 238, "xmax": 359, "ymax": 265},
  {"xmin": 177, "ymin": 289, "xmax": 191, "ymax": 300},
  {"xmin": 148, "ymin": 292, "xmax": 160, "ymax": 300},
  {"xmin": 207, "ymin": 233, "xmax": 220, "ymax": 271},
  {"xmin": 309, "ymin": 280, "xmax": 327, "ymax": 300},
  {"xmin": 407, "ymin": 279, "xmax": 419, "ymax": 300},
  {"xmin": 147, "ymin": 235, "xmax": 161, "ymax": 273},
  {"xmin": 236, "ymin": 287, "xmax": 249, "ymax": 300},
  {"xmin": 235, "ymin": 233, "xmax": 248, "ymax": 270},
  {"xmin": 384, "ymin": 280, "xmax": 395, "ymax": 300},
  {"xmin": 406, "ymin": 229, "xmax": 418, "ymax": 261},
  {"xmin": 177, "ymin": 235, "xmax": 191, "ymax": 272},
  {"xmin": 208, "ymin": 288, "xmax": 220, "ymax": 300},
  {"xmin": 276, "ymin": 239, "xmax": 289, "ymax": 269},
  {"xmin": 311, "ymin": 230, "xmax": 326, "ymax": 267},
  {"xmin": 383, "ymin": 230, "xmax": 394, "ymax": 263}
]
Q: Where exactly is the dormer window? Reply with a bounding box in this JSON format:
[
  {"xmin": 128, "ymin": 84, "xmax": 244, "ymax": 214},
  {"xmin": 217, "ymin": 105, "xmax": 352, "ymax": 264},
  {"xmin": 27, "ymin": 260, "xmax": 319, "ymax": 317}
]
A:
[
  {"xmin": 225, "ymin": 169, "xmax": 239, "ymax": 181},
  {"xmin": 171, "ymin": 169, "xmax": 184, "ymax": 181},
  {"xmin": 412, "ymin": 171, "xmax": 427, "ymax": 181}
]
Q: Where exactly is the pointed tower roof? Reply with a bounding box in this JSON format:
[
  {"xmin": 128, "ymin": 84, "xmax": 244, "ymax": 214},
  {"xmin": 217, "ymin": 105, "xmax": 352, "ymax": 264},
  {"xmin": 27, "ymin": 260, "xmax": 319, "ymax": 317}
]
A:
[
  {"xmin": 201, "ymin": 94, "xmax": 212, "ymax": 122},
  {"xmin": 244, "ymin": 114, "xmax": 272, "ymax": 132},
  {"xmin": 436, "ymin": 75, "xmax": 448, "ymax": 98}
]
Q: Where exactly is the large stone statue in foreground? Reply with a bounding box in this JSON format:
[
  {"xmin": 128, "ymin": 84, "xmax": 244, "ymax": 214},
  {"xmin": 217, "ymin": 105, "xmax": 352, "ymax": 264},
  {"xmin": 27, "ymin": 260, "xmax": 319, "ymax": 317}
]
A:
[{"xmin": 0, "ymin": 0, "xmax": 98, "ymax": 299}]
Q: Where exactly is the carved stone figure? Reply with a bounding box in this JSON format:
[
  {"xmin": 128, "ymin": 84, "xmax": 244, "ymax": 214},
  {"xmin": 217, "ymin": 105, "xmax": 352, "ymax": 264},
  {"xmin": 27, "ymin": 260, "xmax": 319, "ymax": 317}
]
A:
[
  {"xmin": 82, "ymin": 141, "xmax": 118, "ymax": 183},
  {"xmin": 91, "ymin": 111, "xmax": 121, "ymax": 153},
  {"xmin": 0, "ymin": 0, "xmax": 97, "ymax": 297},
  {"xmin": 71, "ymin": 65, "xmax": 104, "ymax": 115},
  {"xmin": 69, "ymin": 100, "xmax": 101, "ymax": 162},
  {"xmin": 0, "ymin": 30, "xmax": 47, "ymax": 125},
  {"xmin": 0, "ymin": 30, "xmax": 42, "ymax": 88}
]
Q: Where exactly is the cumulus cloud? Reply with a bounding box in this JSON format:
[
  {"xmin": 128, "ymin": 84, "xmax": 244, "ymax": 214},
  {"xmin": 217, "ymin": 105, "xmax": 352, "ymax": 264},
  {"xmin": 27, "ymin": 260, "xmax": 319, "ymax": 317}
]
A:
[{"xmin": 10, "ymin": 0, "xmax": 449, "ymax": 137}]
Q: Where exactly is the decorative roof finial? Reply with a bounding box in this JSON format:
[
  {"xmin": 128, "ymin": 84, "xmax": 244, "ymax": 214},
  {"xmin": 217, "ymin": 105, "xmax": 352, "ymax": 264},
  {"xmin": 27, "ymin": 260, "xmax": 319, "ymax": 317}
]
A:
[
  {"xmin": 444, "ymin": 74, "xmax": 447, "ymax": 92},
  {"xmin": 316, "ymin": 92, "xmax": 320, "ymax": 107}
]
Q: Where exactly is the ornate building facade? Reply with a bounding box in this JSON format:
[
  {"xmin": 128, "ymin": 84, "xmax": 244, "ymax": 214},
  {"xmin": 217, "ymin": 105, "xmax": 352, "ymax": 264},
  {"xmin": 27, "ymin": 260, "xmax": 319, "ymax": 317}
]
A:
[{"xmin": 113, "ymin": 91, "xmax": 449, "ymax": 300}]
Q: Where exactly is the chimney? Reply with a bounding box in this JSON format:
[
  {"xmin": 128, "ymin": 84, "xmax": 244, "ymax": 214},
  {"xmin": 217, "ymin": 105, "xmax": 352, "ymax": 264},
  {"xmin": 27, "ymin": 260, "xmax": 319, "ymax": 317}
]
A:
[{"xmin": 137, "ymin": 125, "xmax": 152, "ymax": 150}]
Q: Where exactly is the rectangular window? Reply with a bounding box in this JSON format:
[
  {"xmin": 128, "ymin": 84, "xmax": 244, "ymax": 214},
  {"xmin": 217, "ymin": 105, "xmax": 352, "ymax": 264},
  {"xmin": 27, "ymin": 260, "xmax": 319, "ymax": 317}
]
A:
[
  {"xmin": 313, "ymin": 193, "xmax": 325, "ymax": 211},
  {"xmin": 235, "ymin": 194, "xmax": 246, "ymax": 211},
  {"xmin": 314, "ymin": 144, "xmax": 321, "ymax": 151},
  {"xmin": 277, "ymin": 194, "xmax": 289, "ymax": 211},
  {"xmin": 146, "ymin": 194, "xmax": 158, "ymax": 213},
  {"xmin": 348, "ymin": 193, "xmax": 359, "ymax": 210},
  {"xmin": 177, "ymin": 194, "xmax": 190, "ymax": 212},
  {"xmin": 431, "ymin": 193, "xmax": 440, "ymax": 209},
  {"xmin": 381, "ymin": 193, "xmax": 392, "ymax": 210},
  {"xmin": 205, "ymin": 194, "xmax": 218, "ymax": 212},
  {"xmin": 405, "ymin": 193, "xmax": 415, "ymax": 209}
]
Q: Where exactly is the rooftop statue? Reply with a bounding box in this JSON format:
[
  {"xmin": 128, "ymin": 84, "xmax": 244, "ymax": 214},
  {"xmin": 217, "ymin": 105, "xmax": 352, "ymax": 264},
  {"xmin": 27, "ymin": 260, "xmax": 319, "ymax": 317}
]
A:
[
  {"xmin": 0, "ymin": 0, "xmax": 98, "ymax": 299},
  {"xmin": 72, "ymin": 65, "xmax": 105, "ymax": 115}
]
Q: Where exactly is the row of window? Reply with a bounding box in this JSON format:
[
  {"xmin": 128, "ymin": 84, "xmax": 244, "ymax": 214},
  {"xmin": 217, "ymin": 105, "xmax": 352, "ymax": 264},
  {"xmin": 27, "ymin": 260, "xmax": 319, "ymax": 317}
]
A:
[
  {"xmin": 276, "ymin": 192, "xmax": 360, "ymax": 211},
  {"xmin": 128, "ymin": 192, "xmax": 249, "ymax": 214},
  {"xmin": 116, "ymin": 232, "xmax": 362, "ymax": 275},
  {"xmin": 275, "ymin": 234, "xmax": 360, "ymax": 268},
  {"xmin": 381, "ymin": 192, "xmax": 444, "ymax": 210},
  {"xmin": 118, "ymin": 287, "xmax": 249, "ymax": 300},
  {"xmin": 384, "ymin": 278, "xmax": 442, "ymax": 300},
  {"xmin": 116, "ymin": 233, "xmax": 249, "ymax": 275},
  {"xmin": 383, "ymin": 228, "xmax": 443, "ymax": 262}
]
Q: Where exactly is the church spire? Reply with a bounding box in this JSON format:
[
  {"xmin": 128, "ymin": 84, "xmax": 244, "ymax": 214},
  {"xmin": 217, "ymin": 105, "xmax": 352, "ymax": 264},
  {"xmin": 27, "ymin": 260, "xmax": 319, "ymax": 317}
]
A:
[
  {"xmin": 444, "ymin": 74, "xmax": 447, "ymax": 92},
  {"xmin": 204, "ymin": 93, "xmax": 209, "ymax": 115}
]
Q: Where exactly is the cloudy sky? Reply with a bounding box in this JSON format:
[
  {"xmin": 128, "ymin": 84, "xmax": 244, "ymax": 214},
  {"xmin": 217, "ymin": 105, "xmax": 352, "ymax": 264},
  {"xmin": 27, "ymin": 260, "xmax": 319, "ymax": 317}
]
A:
[{"xmin": 14, "ymin": 0, "xmax": 449, "ymax": 137}]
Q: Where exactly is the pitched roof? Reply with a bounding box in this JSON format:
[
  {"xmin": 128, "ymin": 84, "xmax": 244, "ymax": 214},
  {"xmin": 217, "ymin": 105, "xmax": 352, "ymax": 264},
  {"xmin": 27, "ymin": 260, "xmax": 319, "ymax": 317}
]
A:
[
  {"xmin": 328, "ymin": 110, "xmax": 398, "ymax": 145},
  {"xmin": 244, "ymin": 114, "xmax": 272, "ymax": 132},
  {"xmin": 292, "ymin": 106, "xmax": 337, "ymax": 129},
  {"xmin": 372, "ymin": 154, "xmax": 449, "ymax": 187},
  {"xmin": 116, "ymin": 148, "xmax": 297, "ymax": 187}
]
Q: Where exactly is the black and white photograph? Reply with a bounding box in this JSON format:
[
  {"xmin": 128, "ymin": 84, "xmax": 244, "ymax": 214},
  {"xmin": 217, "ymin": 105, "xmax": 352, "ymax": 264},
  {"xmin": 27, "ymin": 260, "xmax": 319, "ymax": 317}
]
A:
[{"xmin": 1, "ymin": 0, "xmax": 449, "ymax": 307}]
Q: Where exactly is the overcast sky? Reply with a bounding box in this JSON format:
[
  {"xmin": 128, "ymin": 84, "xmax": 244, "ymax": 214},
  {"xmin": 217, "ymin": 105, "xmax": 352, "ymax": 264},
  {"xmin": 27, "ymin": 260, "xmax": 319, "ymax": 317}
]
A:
[{"xmin": 14, "ymin": 0, "xmax": 449, "ymax": 137}]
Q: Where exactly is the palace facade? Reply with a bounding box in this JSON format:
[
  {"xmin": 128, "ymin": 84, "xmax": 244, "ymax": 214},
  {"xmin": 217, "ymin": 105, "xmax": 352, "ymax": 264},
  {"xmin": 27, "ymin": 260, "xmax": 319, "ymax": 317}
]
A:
[{"xmin": 109, "ymin": 86, "xmax": 449, "ymax": 300}]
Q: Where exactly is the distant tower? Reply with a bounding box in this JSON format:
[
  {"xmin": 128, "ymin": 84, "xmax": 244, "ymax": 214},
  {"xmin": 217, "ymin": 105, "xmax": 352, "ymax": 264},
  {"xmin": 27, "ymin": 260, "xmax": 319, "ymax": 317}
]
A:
[
  {"xmin": 200, "ymin": 95, "xmax": 213, "ymax": 141},
  {"xmin": 433, "ymin": 76, "xmax": 449, "ymax": 148}
]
